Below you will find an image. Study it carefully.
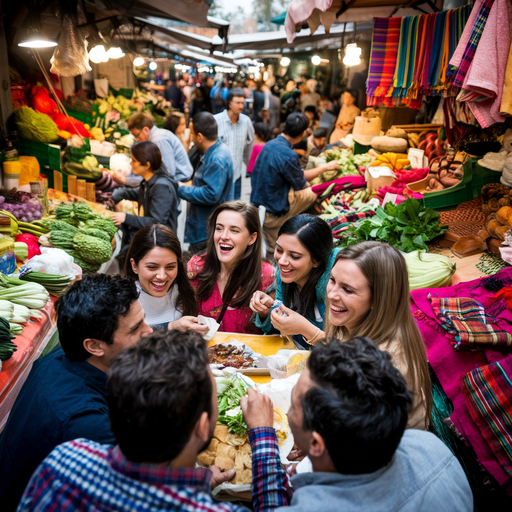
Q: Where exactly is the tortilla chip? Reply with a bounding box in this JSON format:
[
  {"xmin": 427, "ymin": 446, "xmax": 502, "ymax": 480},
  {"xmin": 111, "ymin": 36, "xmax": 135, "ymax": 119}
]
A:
[
  {"xmin": 215, "ymin": 455, "xmax": 235, "ymax": 471},
  {"xmin": 239, "ymin": 442, "xmax": 251, "ymax": 454},
  {"xmin": 226, "ymin": 432, "xmax": 247, "ymax": 446},
  {"xmin": 236, "ymin": 450, "xmax": 252, "ymax": 469},
  {"xmin": 217, "ymin": 442, "xmax": 236, "ymax": 461},
  {"xmin": 232, "ymin": 468, "xmax": 252, "ymax": 485},
  {"xmin": 214, "ymin": 425, "xmax": 229, "ymax": 443},
  {"xmin": 197, "ymin": 438, "xmax": 219, "ymax": 466}
]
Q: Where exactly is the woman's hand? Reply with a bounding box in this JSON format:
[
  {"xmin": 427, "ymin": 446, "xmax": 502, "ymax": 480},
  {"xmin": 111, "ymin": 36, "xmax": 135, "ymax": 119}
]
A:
[
  {"xmin": 169, "ymin": 316, "xmax": 209, "ymax": 335},
  {"xmin": 250, "ymin": 291, "xmax": 274, "ymax": 320},
  {"xmin": 110, "ymin": 212, "xmax": 126, "ymax": 226},
  {"xmin": 270, "ymin": 305, "xmax": 318, "ymax": 338}
]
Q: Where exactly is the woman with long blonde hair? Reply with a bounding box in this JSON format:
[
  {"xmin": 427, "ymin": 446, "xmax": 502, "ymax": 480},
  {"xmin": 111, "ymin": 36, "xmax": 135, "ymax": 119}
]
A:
[{"xmin": 325, "ymin": 241, "xmax": 432, "ymax": 430}]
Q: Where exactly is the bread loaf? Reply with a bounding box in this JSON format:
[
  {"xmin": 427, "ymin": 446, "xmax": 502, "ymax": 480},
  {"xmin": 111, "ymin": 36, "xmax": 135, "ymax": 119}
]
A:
[
  {"xmin": 451, "ymin": 235, "xmax": 487, "ymax": 258},
  {"xmin": 496, "ymin": 206, "xmax": 512, "ymax": 225}
]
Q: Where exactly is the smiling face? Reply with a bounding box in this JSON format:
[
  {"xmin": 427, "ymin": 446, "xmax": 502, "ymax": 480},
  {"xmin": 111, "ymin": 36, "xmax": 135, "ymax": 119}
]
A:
[
  {"xmin": 327, "ymin": 259, "xmax": 372, "ymax": 334},
  {"xmin": 274, "ymin": 234, "xmax": 317, "ymax": 290},
  {"xmin": 213, "ymin": 210, "xmax": 257, "ymax": 270},
  {"xmin": 131, "ymin": 247, "xmax": 179, "ymax": 298}
]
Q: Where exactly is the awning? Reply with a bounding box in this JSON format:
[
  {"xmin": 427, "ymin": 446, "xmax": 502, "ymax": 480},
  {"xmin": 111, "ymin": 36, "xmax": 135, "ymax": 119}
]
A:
[{"xmin": 284, "ymin": 0, "xmax": 443, "ymax": 42}]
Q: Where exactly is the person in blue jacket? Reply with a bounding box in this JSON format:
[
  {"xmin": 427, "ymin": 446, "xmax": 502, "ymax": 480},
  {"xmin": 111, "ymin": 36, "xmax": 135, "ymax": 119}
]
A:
[
  {"xmin": 250, "ymin": 215, "xmax": 340, "ymax": 350},
  {"xmin": 177, "ymin": 112, "xmax": 234, "ymax": 255}
]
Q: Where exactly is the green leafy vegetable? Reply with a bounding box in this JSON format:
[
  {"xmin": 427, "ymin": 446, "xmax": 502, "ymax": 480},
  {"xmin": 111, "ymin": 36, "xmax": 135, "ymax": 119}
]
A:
[
  {"xmin": 338, "ymin": 198, "xmax": 447, "ymax": 252},
  {"xmin": 215, "ymin": 373, "xmax": 249, "ymax": 437}
]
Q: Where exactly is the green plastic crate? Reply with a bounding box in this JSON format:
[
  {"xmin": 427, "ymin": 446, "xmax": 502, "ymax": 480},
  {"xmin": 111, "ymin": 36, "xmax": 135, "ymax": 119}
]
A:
[
  {"xmin": 420, "ymin": 160, "xmax": 474, "ymax": 211},
  {"xmin": 18, "ymin": 138, "xmax": 61, "ymax": 172},
  {"xmin": 66, "ymin": 108, "xmax": 93, "ymax": 126},
  {"xmin": 472, "ymin": 161, "xmax": 502, "ymax": 198}
]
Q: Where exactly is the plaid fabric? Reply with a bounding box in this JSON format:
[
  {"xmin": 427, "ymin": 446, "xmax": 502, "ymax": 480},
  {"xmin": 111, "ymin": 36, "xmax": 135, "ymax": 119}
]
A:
[
  {"xmin": 18, "ymin": 428, "xmax": 290, "ymax": 512},
  {"xmin": 461, "ymin": 357, "xmax": 512, "ymax": 476},
  {"xmin": 367, "ymin": 17, "xmax": 402, "ymax": 104},
  {"xmin": 452, "ymin": 0, "xmax": 495, "ymax": 86},
  {"xmin": 429, "ymin": 294, "xmax": 512, "ymax": 351}
]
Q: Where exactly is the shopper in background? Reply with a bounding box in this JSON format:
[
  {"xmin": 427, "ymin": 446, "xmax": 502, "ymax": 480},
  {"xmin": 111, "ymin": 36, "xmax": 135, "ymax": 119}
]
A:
[
  {"xmin": 277, "ymin": 337, "xmax": 472, "ymax": 512},
  {"xmin": 164, "ymin": 78, "xmax": 184, "ymax": 111},
  {"xmin": 300, "ymin": 78, "xmax": 321, "ymax": 112},
  {"xmin": 18, "ymin": 330, "xmax": 291, "ymax": 511},
  {"xmin": 250, "ymin": 112, "xmax": 339, "ymax": 251},
  {"xmin": 111, "ymin": 142, "xmax": 180, "ymax": 247},
  {"xmin": 280, "ymin": 79, "xmax": 301, "ymax": 122},
  {"xmin": 324, "ymin": 241, "xmax": 432, "ymax": 430},
  {"xmin": 124, "ymin": 224, "xmax": 207, "ymax": 334},
  {"xmin": 329, "ymin": 89, "xmax": 360, "ymax": 144},
  {"xmin": 214, "ymin": 87, "xmax": 254, "ymax": 200},
  {"xmin": 178, "ymin": 112, "xmax": 234, "ymax": 255},
  {"xmin": 251, "ymin": 215, "xmax": 340, "ymax": 349},
  {"xmin": 0, "ymin": 275, "xmax": 152, "ymax": 511},
  {"xmin": 188, "ymin": 201, "xmax": 275, "ymax": 334},
  {"xmin": 210, "ymin": 79, "xmax": 228, "ymax": 115},
  {"xmin": 163, "ymin": 111, "xmax": 190, "ymax": 152},
  {"xmin": 247, "ymin": 122, "xmax": 270, "ymax": 176},
  {"xmin": 127, "ymin": 112, "xmax": 193, "ymax": 183}
]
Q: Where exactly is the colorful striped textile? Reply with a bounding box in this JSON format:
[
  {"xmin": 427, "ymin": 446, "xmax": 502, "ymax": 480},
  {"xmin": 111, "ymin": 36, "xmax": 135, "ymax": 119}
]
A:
[
  {"xmin": 367, "ymin": 5, "xmax": 471, "ymax": 107},
  {"xmin": 429, "ymin": 294, "xmax": 512, "ymax": 351},
  {"xmin": 461, "ymin": 357, "xmax": 512, "ymax": 476},
  {"xmin": 452, "ymin": 0, "xmax": 495, "ymax": 86},
  {"xmin": 366, "ymin": 17, "xmax": 402, "ymax": 105}
]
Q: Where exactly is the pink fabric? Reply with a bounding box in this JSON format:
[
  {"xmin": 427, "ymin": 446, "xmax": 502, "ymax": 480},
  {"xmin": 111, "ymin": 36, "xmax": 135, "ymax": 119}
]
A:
[
  {"xmin": 187, "ymin": 255, "xmax": 275, "ymax": 334},
  {"xmin": 411, "ymin": 267, "xmax": 512, "ymax": 491},
  {"xmin": 247, "ymin": 144, "xmax": 264, "ymax": 175},
  {"xmin": 463, "ymin": 0, "xmax": 512, "ymax": 127},
  {"xmin": 449, "ymin": 0, "xmax": 485, "ymax": 69},
  {"xmin": 310, "ymin": 175, "xmax": 366, "ymax": 195},
  {"xmin": 285, "ymin": 0, "xmax": 333, "ymax": 43}
]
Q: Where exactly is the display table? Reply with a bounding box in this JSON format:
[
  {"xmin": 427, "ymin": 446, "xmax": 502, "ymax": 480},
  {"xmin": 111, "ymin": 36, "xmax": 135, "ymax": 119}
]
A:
[
  {"xmin": 208, "ymin": 332, "xmax": 295, "ymax": 384},
  {"xmin": 0, "ymin": 299, "xmax": 57, "ymax": 433}
]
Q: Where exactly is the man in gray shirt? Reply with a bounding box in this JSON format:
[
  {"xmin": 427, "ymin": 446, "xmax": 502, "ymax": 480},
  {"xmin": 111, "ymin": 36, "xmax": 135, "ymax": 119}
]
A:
[
  {"xmin": 214, "ymin": 88, "xmax": 254, "ymax": 200},
  {"xmin": 280, "ymin": 337, "xmax": 473, "ymax": 512}
]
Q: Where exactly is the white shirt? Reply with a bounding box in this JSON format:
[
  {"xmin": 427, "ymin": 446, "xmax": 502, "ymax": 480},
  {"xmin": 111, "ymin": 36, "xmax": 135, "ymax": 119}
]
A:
[{"xmin": 136, "ymin": 282, "xmax": 183, "ymax": 328}]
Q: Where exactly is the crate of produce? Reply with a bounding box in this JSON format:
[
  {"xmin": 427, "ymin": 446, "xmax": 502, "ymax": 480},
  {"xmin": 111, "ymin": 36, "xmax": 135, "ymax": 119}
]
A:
[
  {"xmin": 407, "ymin": 160, "xmax": 473, "ymax": 211},
  {"xmin": 66, "ymin": 108, "xmax": 93, "ymax": 126},
  {"xmin": 18, "ymin": 138, "xmax": 61, "ymax": 172},
  {"xmin": 472, "ymin": 161, "xmax": 502, "ymax": 198}
]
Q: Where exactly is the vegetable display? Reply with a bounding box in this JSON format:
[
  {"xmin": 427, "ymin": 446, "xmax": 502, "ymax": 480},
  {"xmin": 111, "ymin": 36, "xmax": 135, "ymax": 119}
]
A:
[
  {"xmin": 339, "ymin": 198, "xmax": 447, "ymax": 252},
  {"xmin": 0, "ymin": 317, "xmax": 17, "ymax": 362},
  {"xmin": 216, "ymin": 373, "xmax": 250, "ymax": 438},
  {"xmin": 20, "ymin": 272, "xmax": 73, "ymax": 297},
  {"xmin": 403, "ymin": 251, "xmax": 457, "ymax": 289},
  {"xmin": 309, "ymin": 149, "xmax": 373, "ymax": 185},
  {"xmin": 14, "ymin": 106, "xmax": 59, "ymax": 143}
]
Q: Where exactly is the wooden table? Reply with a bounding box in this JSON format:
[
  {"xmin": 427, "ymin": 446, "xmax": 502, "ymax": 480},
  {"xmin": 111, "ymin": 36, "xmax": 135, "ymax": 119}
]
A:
[{"xmin": 208, "ymin": 332, "xmax": 295, "ymax": 384}]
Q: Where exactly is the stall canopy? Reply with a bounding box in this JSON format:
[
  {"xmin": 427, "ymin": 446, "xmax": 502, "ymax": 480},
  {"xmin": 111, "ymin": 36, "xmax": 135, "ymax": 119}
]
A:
[{"xmin": 284, "ymin": 0, "xmax": 443, "ymax": 42}]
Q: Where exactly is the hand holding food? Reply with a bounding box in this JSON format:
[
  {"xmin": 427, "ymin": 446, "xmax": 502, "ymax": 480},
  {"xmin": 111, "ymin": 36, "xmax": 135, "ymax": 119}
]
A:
[
  {"xmin": 240, "ymin": 388, "xmax": 274, "ymax": 430},
  {"xmin": 169, "ymin": 316, "xmax": 209, "ymax": 335},
  {"xmin": 250, "ymin": 291, "xmax": 274, "ymax": 319},
  {"xmin": 270, "ymin": 305, "xmax": 313, "ymax": 337},
  {"xmin": 209, "ymin": 465, "xmax": 236, "ymax": 490}
]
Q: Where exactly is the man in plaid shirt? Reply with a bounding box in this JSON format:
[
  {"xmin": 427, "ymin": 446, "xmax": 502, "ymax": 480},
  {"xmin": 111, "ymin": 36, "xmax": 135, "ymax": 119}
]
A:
[{"xmin": 18, "ymin": 330, "xmax": 291, "ymax": 512}]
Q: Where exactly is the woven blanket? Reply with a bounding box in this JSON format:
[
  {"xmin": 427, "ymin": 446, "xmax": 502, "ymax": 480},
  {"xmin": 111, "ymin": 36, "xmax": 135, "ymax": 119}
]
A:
[
  {"xmin": 453, "ymin": 0, "xmax": 495, "ymax": 87},
  {"xmin": 461, "ymin": 356, "xmax": 512, "ymax": 476},
  {"xmin": 367, "ymin": 17, "xmax": 402, "ymax": 103},
  {"xmin": 429, "ymin": 294, "xmax": 512, "ymax": 350}
]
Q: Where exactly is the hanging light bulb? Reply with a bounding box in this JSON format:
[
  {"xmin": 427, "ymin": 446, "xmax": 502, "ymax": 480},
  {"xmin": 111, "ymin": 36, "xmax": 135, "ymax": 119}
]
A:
[
  {"xmin": 89, "ymin": 45, "xmax": 109, "ymax": 64},
  {"xmin": 133, "ymin": 57, "xmax": 145, "ymax": 67},
  {"xmin": 311, "ymin": 55, "xmax": 321, "ymax": 66},
  {"xmin": 149, "ymin": 61, "xmax": 157, "ymax": 70},
  {"xmin": 107, "ymin": 47, "xmax": 125, "ymax": 59},
  {"xmin": 280, "ymin": 56, "xmax": 290, "ymax": 67},
  {"xmin": 343, "ymin": 43, "xmax": 361, "ymax": 67},
  {"xmin": 18, "ymin": 32, "xmax": 57, "ymax": 48}
]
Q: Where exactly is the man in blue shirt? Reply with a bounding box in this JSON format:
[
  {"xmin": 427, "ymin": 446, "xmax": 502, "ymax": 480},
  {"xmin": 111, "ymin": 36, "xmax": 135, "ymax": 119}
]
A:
[
  {"xmin": 250, "ymin": 112, "xmax": 338, "ymax": 251},
  {"xmin": 127, "ymin": 112, "xmax": 193, "ymax": 183},
  {"xmin": 178, "ymin": 112, "xmax": 234, "ymax": 254},
  {"xmin": 280, "ymin": 337, "xmax": 473, "ymax": 512},
  {"xmin": 0, "ymin": 275, "xmax": 152, "ymax": 510}
]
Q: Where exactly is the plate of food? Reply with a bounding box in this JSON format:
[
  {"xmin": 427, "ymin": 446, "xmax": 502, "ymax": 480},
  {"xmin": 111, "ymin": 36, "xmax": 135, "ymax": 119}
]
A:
[
  {"xmin": 208, "ymin": 340, "xmax": 270, "ymax": 375},
  {"xmin": 198, "ymin": 371, "xmax": 293, "ymax": 500}
]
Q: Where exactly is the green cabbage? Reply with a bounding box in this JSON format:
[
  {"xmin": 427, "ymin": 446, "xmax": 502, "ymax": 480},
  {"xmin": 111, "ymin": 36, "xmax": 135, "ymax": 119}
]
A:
[{"xmin": 15, "ymin": 106, "xmax": 58, "ymax": 143}]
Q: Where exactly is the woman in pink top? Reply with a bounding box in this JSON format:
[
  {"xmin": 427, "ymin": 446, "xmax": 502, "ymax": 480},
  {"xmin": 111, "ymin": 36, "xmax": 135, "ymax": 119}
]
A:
[
  {"xmin": 187, "ymin": 201, "xmax": 275, "ymax": 334},
  {"xmin": 247, "ymin": 122, "xmax": 271, "ymax": 175}
]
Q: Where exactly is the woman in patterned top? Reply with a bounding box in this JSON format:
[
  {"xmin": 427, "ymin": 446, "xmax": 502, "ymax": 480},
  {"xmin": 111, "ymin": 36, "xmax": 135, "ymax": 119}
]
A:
[
  {"xmin": 125, "ymin": 224, "xmax": 208, "ymax": 334},
  {"xmin": 187, "ymin": 201, "xmax": 275, "ymax": 334}
]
